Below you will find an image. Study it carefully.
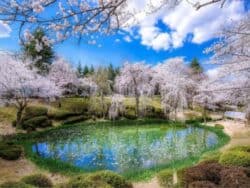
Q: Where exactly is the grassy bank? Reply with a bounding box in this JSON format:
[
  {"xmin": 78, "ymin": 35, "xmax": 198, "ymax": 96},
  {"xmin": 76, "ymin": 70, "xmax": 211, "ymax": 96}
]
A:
[{"xmin": 7, "ymin": 119, "xmax": 230, "ymax": 181}]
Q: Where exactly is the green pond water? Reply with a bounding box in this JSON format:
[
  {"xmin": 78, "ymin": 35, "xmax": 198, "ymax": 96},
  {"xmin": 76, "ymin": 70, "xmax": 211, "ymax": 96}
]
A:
[{"xmin": 31, "ymin": 123, "xmax": 218, "ymax": 174}]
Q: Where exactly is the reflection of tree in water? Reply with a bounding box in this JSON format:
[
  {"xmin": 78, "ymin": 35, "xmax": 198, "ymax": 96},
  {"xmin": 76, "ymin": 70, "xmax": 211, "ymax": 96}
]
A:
[{"xmin": 33, "ymin": 125, "xmax": 219, "ymax": 173}]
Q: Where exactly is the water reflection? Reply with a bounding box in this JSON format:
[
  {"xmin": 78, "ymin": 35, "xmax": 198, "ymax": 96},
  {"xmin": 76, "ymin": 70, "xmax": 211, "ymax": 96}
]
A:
[{"xmin": 32, "ymin": 125, "xmax": 218, "ymax": 173}]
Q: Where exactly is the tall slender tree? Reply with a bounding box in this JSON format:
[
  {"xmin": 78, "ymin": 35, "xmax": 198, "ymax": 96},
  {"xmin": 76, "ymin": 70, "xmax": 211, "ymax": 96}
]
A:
[{"xmin": 23, "ymin": 28, "xmax": 54, "ymax": 75}]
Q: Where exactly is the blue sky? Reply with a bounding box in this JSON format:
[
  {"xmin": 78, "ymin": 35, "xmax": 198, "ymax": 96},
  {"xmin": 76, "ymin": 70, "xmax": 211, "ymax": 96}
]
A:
[{"xmin": 0, "ymin": 0, "xmax": 249, "ymax": 69}]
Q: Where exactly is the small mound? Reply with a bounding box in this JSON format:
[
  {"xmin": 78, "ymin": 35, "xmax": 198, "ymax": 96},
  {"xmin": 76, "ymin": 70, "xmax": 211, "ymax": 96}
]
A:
[
  {"xmin": 157, "ymin": 169, "xmax": 173, "ymax": 187},
  {"xmin": 184, "ymin": 161, "xmax": 223, "ymax": 185},
  {"xmin": 188, "ymin": 181, "xmax": 216, "ymax": 188},
  {"xmin": 0, "ymin": 142, "xmax": 22, "ymax": 160},
  {"xmin": 68, "ymin": 171, "xmax": 132, "ymax": 188},
  {"xmin": 220, "ymin": 166, "xmax": 250, "ymax": 188},
  {"xmin": 21, "ymin": 174, "xmax": 53, "ymax": 188},
  {"xmin": 219, "ymin": 146, "xmax": 250, "ymax": 167}
]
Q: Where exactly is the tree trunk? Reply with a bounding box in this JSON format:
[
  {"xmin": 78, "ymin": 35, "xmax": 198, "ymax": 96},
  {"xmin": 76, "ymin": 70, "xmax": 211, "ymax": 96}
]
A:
[
  {"xmin": 16, "ymin": 100, "xmax": 27, "ymax": 129},
  {"xmin": 135, "ymin": 94, "xmax": 139, "ymax": 117},
  {"xmin": 203, "ymin": 107, "xmax": 207, "ymax": 124},
  {"xmin": 101, "ymin": 92, "xmax": 105, "ymax": 118}
]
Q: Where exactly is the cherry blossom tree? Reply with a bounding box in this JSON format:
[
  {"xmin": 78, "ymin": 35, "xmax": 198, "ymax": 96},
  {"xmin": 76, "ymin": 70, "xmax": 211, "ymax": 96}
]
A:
[
  {"xmin": 108, "ymin": 94, "xmax": 124, "ymax": 120},
  {"xmin": 78, "ymin": 77, "xmax": 98, "ymax": 97},
  {"xmin": 0, "ymin": 53, "xmax": 60, "ymax": 127},
  {"xmin": 0, "ymin": 0, "xmax": 227, "ymax": 43},
  {"xmin": 115, "ymin": 62, "xmax": 154, "ymax": 117},
  {"xmin": 91, "ymin": 67, "xmax": 112, "ymax": 118},
  {"xmin": 193, "ymin": 90, "xmax": 215, "ymax": 123},
  {"xmin": 48, "ymin": 57, "xmax": 79, "ymax": 96},
  {"xmin": 153, "ymin": 58, "xmax": 195, "ymax": 120},
  {"xmin": 204, "ymin": 14, "xmax": 250, "ymax": 119}
]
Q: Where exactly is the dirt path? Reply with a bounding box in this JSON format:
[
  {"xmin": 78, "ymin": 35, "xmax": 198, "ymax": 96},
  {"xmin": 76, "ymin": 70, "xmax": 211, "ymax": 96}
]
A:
[
  {"xmin": 133, "ymin": 178, "xmax": 160, "ymax": 188},
  {"xmin": 0, "ymin": 157, "xmax": 68, "ymax": 185},
  {"xmin": 206, "ymin": 120, "xmax": 250, "ymax": 151}
]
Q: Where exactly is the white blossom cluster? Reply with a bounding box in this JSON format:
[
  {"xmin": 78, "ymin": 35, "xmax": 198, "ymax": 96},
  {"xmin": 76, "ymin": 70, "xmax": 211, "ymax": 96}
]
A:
[
  {"xmin": 0, "ymin": 53, "xmax": 60, "ymax": 104},
  {"xmin": 1, "ymin": 0, "xmax": 127, "ymax": 44},
  {"xmin": 202, "ymin": 14, "xmax": 250, "ymax": 112}
]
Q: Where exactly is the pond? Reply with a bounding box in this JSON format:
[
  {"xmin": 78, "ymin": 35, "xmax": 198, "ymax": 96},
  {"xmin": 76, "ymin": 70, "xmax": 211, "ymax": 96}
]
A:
[{"xmin": 31, "ymin": 123, "xmax": 219, "ymax": 174}]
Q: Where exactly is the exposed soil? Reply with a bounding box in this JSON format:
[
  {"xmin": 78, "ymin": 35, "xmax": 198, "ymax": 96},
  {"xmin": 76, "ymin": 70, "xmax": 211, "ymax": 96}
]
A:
[
  {"xmin": 207, "ymin": 120, "xmax": 250, "ymax": 151},
  {"xmin": 0, "ymin": 157, "xmax": 68, "ymax": 185},
  {"xmin": 133, "ymin": 177, "xmax": 160, "ymax": 188}
]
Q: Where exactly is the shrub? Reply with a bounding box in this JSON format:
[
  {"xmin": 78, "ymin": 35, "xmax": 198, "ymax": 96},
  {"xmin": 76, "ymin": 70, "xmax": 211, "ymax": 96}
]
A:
[
  {"xmin": 22, "ymin": 106, "xmax": 48, "ymax": 121},
  {"xmin": 124, "ymin": 106, "xmax": 137, "ymax": 120},
  {"xmin": 188, "ymin": 181, "xmax": 216, "ymax": 188},
  {"xmin": 0, "ymin": 142, "xmax": 22, "ymax": 160},
  {"xmin": 199, "ymin": 151, "xmax": 221, "ymax": 163},
  {"xmin": 220, "ymin": 166, "xmax": 250, "ymax": 188},
  {"xmin": 157, "ymin": 169, "xmax": 173, "ymax": 187},
  {"xmin": 62, "ymin": 115, "xmax": 88, "ymax": 125},
  {"xmin": 68, "ymin": 171, "xmax": 132, "ymax": 188},
  {"xmin": 22, "ymin": 116, "xmax": 52, "ymax": 130},
  {"xmin": 21, "ymin": 174, "xmax": 53, "ymax": 188},
  {"xmin": 185, "ymin": 117, "xmax": 212, "ymax": 124},
  {"xmin": 219, "ymin": 146, "xmax": 250, "ymax": 167},
  {"xmin": 0, "ymin": 181, "xmax": 33, "ymax": 188},
  {"xmin": 183, "ymin": 161, "xmax": 223, "ymax": 185},
  {"xmin": 68, "ymin": 175, "xmax": 112, "ymax": 188},
  {"xmin": 214, "ymin": 124, "xmax": 224, "ymax": 129}
]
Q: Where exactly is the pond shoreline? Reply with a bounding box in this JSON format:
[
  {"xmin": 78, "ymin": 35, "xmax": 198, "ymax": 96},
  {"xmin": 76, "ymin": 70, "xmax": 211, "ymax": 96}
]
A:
[
  {"xmin": 4, "ymin": 119, "xmax": 230, "ymax": 182},
  {"xmin": 3, "ymin": 119, "xmax": 246, "ymax": 187}
]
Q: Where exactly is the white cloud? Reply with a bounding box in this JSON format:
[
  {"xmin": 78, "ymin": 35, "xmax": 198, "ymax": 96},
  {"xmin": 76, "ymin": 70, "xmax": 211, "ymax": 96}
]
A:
[
  {"xmin": 207, "ymin": 68, "xmax": 219, "ymax": 78},
  {"xmin": 122, "ymin": 0, "xmax": 245, "ymax": 51},
  {"xmin": 0, "ymin": 21, "xmax": 11, "ymax": 38},
  {"xmin": 124, "ymin": 35, "xmax": 132, "ymax": 42},
  {"xmin": 163, "ymin": 0, "xmax": 244, "ymax": 45},
  {"xmin": 139, "ymin": 26, "xmax": 170, "ymax": 50}
]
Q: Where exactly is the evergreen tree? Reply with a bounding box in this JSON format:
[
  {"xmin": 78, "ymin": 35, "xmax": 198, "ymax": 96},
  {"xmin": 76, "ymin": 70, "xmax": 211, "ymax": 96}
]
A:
[
  {"xmin": 190, "ymin": 58, "xmax": 203, "ymax": 74},
  {"xmin": 77, "ymin": 62, "xmax": 83, "ymax": 77},
  {"xmin": 89, "ymin": 65, "xmax": 95, "ymax": 74},
  {"xmin": 23, "ymin": 28, "xmax": 54, "ymax": 75},
  {"xmin": 83, "ymin": 65, "xmax": 89, "ymax": 76},
  {"xmin": 108, "ymin": 63, "xmax": 116, "ymax": 81}
]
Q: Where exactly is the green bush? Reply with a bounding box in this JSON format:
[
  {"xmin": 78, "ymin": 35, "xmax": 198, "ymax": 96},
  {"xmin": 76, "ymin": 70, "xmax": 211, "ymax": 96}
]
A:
[
  {"xmin": 22, "ymin": 116, "xmax": 52, "ymax": 130},
  {"xmin": 219, "ymin": 146, "xmax": 250, "ymax": 167},
  {"xmin": 199, "ymin": 151, "xmax": 222, "ymax": 162},
  {"xmin": 68, "ymin": 171, "xmax": 132, "ymax": 188},
  {"xmin": 0, "ymin": 142, "xmax": 22, "ymax": 160},
  {"xmin": 124, "ymin": 106, "xmax": 137, "ymax": 120},
  {"xmin": 157, "ymin": 169, "xmax": 174, "ymax": 187},
  {"xmin": 22, "ymin": 106, "xmax": 48, "ymax": 121},
  {"xmin": 0, "ymin": 181, "xmax": 33, "ymax": 188},
  {"xmin": 62, "ymin": 115, "xmax": 88, "ymax": 125},
  {"xmin": 21, "ymin": 174, "xmax": 53, "ymax": 188},
  {"xmin": 214, "ymin": 124, "xmax": 224, "ymax": 129},
  {"xmin": 68, "ymin": 175, "xmax": 112, "ymax": 188}
]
